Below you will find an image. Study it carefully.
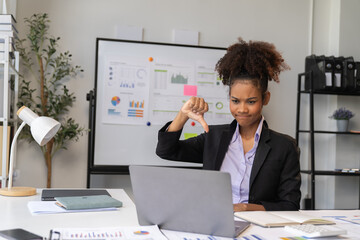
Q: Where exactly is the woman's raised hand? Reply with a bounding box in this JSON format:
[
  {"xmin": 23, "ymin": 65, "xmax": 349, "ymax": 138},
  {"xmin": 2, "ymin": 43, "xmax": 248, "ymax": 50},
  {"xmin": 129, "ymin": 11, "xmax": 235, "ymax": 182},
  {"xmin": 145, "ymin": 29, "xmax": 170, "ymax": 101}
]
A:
[{"xmin": 181, "ymin": 97, "xmax": 209, "ymax": 133}]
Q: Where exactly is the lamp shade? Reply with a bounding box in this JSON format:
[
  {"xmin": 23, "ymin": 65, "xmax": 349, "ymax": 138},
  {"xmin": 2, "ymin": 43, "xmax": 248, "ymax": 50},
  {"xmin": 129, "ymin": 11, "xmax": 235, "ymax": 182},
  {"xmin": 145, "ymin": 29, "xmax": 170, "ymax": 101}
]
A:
[
  {"xmin": 17, "ymin": 106, "xmax": 61, "ymax": 146},
  {"xmin": 0, "ymin": 106, "xmax": 61, "ymax": 197}
]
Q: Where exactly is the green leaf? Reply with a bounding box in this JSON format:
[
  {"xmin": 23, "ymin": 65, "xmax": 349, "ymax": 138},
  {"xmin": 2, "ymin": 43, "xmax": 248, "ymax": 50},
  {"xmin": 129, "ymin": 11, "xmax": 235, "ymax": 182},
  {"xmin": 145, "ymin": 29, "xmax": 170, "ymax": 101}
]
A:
[{"xmin": 16, "ymin": 13, "xmax": 87, "ymax": 158}]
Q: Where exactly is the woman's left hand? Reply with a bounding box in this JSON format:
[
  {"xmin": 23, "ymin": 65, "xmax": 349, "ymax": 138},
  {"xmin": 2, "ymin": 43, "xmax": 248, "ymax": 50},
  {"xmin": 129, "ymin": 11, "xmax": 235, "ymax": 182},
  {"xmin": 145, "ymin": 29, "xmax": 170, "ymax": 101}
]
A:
[{"xmin": 233, "ymin": 203, "xmax": 266, "ymax": 212}]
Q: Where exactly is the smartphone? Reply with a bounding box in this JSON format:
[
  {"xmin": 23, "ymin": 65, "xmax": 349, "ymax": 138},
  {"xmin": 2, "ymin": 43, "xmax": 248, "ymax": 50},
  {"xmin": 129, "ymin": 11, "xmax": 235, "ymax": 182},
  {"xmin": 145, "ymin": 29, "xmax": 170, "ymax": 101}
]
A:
[{"xmin": 0, "ymin": 228, "xmax": 43, "ymax": 240}]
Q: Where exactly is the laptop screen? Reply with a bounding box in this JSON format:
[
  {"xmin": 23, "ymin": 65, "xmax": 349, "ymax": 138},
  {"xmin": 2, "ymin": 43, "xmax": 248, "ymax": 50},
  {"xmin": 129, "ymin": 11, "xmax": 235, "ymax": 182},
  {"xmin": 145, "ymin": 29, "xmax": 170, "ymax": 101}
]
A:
[{"xmin": 130, "ymin": 165, "xmax": 243, "ymax": 238}]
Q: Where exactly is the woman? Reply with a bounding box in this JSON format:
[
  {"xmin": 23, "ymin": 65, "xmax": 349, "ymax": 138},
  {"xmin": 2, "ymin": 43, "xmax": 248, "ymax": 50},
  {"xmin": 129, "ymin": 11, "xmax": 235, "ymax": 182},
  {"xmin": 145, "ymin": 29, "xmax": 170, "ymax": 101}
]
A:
[{"xmin": 156, "ymin": 38, "xmax": 301, "ymax": 211}]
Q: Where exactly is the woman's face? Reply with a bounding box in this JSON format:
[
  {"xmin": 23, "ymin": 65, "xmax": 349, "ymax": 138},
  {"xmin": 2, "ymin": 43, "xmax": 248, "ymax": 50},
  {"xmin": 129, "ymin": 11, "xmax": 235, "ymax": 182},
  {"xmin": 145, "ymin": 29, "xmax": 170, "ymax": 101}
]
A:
[{"xmin": 229, "ymin": 80, "xmax": 270, "ymax": 130}]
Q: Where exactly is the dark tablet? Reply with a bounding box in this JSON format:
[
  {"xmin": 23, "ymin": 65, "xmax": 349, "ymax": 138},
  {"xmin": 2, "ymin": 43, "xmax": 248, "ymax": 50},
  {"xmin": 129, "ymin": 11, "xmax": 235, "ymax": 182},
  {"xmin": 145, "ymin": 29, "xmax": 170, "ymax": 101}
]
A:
[
  {"xmin": 41, "ymin": 189, "xmax": 110, "ymax": 201},
  {"xmin": 0, "ymin": 228, "xmax": 43, "ymax": 240}
]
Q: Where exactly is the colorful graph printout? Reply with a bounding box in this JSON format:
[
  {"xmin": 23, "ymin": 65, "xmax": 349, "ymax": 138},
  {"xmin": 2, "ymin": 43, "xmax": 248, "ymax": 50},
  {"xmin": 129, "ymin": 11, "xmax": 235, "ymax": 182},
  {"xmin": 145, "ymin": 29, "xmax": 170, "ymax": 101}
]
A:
[
  {"xmin": 50, "ymin": 225, "xmax": 167, "ymax": 240},
  {"xmin": 149, "ymin": 59, "xmax": 231, "ymax": 125},
  {"xmin": 102, "ymin": 56, "xmax": 150, "ymax": 125},
  {"xmin": 102, "ymin": 56, "xmax": 230, "ymax": 126}
]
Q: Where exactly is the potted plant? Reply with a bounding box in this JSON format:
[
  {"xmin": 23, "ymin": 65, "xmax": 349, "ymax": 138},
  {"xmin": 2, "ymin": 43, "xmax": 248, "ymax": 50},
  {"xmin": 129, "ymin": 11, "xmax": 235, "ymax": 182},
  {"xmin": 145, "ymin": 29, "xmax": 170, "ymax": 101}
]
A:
[
  {"xmin": 15, "ymin": 13, "xmax": 85, "ymax": 188},
  {"xmin": 329, "ymin": 107, "xmax": 355, "ymax": 132}
]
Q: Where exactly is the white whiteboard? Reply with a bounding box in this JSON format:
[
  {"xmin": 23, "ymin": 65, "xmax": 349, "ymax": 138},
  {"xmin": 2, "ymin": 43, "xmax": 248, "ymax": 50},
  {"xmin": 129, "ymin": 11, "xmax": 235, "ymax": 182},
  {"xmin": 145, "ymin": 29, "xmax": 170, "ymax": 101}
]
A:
[{"xmin": 92, "ymin": 39, "xmax": 227, "ymax": 169}]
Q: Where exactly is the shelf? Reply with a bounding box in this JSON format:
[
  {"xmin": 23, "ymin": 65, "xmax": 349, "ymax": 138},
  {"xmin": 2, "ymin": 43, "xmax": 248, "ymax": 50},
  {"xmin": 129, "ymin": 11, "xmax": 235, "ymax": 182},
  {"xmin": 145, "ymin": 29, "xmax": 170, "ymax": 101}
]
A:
[
  {"xmin": 0, "ymin": 60, "xmax": 19, "ymax": 75},
  {"xmin": 0, "ymin": 118, "xmax": 17, "ymax": 123},
  {"xmin": 296, "ymin": 71, "xmax": 360, "ymax": 210},
  {"xmin": 298, "ymin": 130, "xmax": 360, "ymax": 134},
  {"xmin": 0, "ymin": 37, "xmax": 19, "ymax": 189},
  {"xmin": 299, "ymin": 90, "xmax": 360, "ymax": 96},
  {"xmin": 301, "ymin": 170, "xmax": 360, "ymax": 176}
]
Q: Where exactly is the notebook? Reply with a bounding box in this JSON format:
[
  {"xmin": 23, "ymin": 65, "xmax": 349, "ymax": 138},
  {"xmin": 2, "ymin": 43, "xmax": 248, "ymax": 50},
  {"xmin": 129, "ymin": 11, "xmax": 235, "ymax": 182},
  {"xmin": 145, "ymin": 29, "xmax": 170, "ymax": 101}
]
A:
[
  {"xmin": 129, "ymin": 165, "xmax": 250, "ymax": 238},
  {"xmin": 41, "ymin": 189, "xmax": 111, "ymax": 201},
  {"xmin": 55, "ymin": 195, "xmax": 123, "ymax": 210},
  {"xmin": 234, "ymin": 211, "xmax": 335, "ymax": 227}
]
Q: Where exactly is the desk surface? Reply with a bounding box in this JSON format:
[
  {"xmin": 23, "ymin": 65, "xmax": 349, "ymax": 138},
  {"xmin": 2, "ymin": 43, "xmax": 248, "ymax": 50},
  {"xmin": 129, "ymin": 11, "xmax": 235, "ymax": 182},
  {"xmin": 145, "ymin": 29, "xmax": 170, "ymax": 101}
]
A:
[
  {"xmin": 0, "ymin": 189, "xmax": 138, "ymax": 237},
  {"xmin": 1, "ymin": 189, "xmax": 359, "ymax": 240},
  {"xmin": 241, "ymin": 210, "xmax": 360, "ymax": 239}
]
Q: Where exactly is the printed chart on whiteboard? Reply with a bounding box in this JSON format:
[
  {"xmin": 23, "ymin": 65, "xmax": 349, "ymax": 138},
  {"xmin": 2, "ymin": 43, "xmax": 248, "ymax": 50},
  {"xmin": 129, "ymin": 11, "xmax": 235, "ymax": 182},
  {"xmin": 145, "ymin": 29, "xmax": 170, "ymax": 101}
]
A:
[
  {"xmin": 102, "ymin": 56, "xmax": 150, "ymax": 125},
  {"xmin": 101, "ymin": 55, "xmax": 232, "ymax": 126},
  {"xmin": 149, "ymin": 58, "xmax": 232, "ymax": 126}
]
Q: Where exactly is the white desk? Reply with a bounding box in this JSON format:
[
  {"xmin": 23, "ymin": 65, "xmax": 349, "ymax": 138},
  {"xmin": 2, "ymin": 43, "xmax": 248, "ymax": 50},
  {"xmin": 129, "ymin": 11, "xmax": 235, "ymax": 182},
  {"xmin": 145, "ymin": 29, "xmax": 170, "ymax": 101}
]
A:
[
  {"xmin": 1, "ymin": 189, "xmax": 359, "ymax": 240},
  {"xmin": 0, "ymin": 189, "xmax": 139, "ymax": 238},
  {"xmin": 237, "ymin": 210, "xmax": 360, "ymax": 240}
]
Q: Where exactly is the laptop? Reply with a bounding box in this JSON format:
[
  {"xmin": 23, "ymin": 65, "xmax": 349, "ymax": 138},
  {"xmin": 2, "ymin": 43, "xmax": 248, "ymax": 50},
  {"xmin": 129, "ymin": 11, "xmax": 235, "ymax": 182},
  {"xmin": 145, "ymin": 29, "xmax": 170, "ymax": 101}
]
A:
[
  {"xmin": 41, "ymin": 189, "xmax": 111, "ymax": 201},
  {"xmin": 129, "ymin": 165, "xmax": 250, "ymax": 238}
]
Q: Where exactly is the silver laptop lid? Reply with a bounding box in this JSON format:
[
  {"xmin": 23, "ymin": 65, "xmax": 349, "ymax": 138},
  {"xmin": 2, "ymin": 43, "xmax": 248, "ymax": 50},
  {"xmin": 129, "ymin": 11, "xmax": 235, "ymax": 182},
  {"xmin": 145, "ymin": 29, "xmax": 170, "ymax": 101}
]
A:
[{"xmin": 129, "ymin": 165, "xmax": 236, "ymax": 238}]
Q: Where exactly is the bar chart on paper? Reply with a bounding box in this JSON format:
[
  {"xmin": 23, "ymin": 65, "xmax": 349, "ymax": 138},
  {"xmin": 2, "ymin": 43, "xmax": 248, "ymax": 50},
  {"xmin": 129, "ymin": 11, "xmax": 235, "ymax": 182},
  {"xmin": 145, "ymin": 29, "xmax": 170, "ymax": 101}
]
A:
[
  {"xmin": 128, "ymin": 100, "xmax": 145, "ymax": 118},
  {"xmin": 161, "ymin": 230, "xmax": 269, "ymax": 240},
  {"xmin": 161, "ymin": 231, "xmax": 225, "ymax": 240},
  {"xmin": 50, "ymin": 226, "xmax": 167, "ymax": 240},
  {"xmin": 129, "ymin": 100, "xmax": 144, "ymax": 108}
]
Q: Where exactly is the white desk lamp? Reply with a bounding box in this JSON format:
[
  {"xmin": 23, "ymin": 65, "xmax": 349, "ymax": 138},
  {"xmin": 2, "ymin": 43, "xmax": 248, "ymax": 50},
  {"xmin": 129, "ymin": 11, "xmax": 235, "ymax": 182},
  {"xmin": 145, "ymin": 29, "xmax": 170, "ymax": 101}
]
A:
[{"xmin": 0, "ymin": 106, "xmax": 61, "ymax": 196}]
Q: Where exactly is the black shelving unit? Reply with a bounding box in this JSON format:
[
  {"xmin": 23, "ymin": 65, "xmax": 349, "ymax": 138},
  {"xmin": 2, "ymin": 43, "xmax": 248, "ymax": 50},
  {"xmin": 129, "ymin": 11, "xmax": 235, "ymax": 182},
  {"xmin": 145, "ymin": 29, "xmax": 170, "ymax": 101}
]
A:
[{"xmin": 296, "ymin": 72, "xmax": 360, "ymax": 210}]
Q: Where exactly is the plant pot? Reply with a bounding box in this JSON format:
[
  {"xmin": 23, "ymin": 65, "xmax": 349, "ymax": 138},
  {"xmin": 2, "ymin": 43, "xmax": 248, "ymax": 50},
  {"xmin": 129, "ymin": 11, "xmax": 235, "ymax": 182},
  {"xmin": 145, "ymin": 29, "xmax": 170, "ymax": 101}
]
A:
[{"xmin": 336, "ymin": 119, "xmax": 349, "ymax": 132}]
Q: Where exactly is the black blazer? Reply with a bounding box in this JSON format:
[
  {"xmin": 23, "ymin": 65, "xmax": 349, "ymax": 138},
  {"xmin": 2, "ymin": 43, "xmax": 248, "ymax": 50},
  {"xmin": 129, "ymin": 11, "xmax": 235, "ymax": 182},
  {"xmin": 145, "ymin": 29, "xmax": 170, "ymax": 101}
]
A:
[{"xmin": 156, "ymin": 120, "xmax": 301, "ymax": 211}]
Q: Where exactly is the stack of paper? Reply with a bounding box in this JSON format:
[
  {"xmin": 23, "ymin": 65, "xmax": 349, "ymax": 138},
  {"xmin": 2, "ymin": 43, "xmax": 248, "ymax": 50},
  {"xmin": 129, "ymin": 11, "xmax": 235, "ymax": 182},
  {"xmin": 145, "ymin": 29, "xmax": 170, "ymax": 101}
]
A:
[
  {"xmin": 27, "ymin": 201, "xmax": 119, "ymax": 215},
  {"xmin": 0, "ymin": 14, "xmax": 17, "ymax": 60}
]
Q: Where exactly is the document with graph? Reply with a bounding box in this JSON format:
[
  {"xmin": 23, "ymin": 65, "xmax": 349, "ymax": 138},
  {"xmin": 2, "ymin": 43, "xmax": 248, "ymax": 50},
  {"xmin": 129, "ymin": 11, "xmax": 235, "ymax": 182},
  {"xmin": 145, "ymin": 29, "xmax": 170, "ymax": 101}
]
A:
[{"xmin": 49, "ymin": 225, "xmax": 167, "ymax": 240}]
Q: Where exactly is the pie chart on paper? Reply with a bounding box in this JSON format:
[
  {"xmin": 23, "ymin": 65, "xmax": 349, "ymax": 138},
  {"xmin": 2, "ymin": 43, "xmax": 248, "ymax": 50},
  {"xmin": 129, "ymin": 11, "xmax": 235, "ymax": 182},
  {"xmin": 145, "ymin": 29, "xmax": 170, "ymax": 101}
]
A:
[{"xmin": 111, "ymin": 96, "xmax": 120, "ymax": 106}]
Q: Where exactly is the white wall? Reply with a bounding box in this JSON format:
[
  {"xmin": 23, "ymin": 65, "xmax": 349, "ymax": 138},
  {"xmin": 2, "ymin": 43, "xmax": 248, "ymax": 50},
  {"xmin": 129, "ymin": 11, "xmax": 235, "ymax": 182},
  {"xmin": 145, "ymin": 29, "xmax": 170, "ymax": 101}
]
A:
[
  {"xmin": 333, "ymin": 0, "xmax": 360, "ymax": 209},
  {"xmin": 301, "ymin": 0, "xmax": 360, "ymax": 209},
  {"xmin": 308, "ymin": 0, "xmax": 340, "ymax": 210},
  {"xmin": 18, "ymin": 0, "xmax": 359, "ymax": 209}
]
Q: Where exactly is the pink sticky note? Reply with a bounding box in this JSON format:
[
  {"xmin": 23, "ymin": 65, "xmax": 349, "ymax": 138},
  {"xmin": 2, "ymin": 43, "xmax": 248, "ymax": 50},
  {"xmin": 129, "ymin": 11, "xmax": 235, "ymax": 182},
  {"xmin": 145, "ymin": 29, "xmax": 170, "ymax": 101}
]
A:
[{"xmin": 183, "ymin": 85, "xmax": 197, "ymax": 96}]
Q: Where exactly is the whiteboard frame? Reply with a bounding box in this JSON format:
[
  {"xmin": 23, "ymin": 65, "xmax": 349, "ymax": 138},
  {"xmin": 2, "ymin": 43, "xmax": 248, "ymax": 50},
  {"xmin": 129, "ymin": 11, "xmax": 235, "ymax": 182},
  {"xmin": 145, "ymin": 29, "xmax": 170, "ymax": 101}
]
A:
[{"xmin": 87, "ymin": 38, "xmax": 227, "ymax": 186}]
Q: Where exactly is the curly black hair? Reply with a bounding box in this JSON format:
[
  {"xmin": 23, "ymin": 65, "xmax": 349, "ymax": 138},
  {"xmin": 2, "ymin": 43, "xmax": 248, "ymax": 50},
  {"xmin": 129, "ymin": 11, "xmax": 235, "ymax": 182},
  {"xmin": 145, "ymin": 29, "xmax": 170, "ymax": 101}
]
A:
[{"xmin": 215, "ymin": 38, "xmax": 290, "ymax": 95}]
